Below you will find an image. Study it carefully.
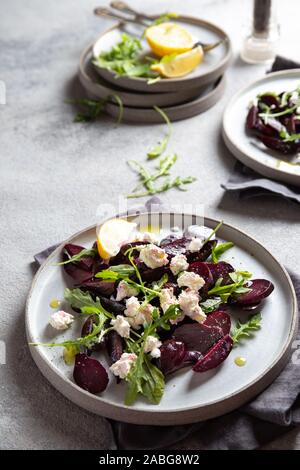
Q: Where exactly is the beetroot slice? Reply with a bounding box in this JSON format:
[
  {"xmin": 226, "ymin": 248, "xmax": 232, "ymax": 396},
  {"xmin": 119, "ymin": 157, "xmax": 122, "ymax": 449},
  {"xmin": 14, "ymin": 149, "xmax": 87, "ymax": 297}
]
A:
[
  {"xmin": 159, "ymin": 339, "xmax": 187, "ymax": 375},
  {"xmin": 204, "ymin": 310, "xmax": 231, "ymax": 336},
  {"xmin": 193, "ymin": 335, "xmax": 233, "ymax": 373},
  {"xmin": 105, "ymin": 330, "xmax": 123, "ymax": 364},
  {"xmin": 188, "ymin": 240, "xmax": 217, "ymax": 263},
  {"xmin": 64, "ymin": 243, "xmax": 94, "ymax": 271},
  {"xmin": 231, "ymin": 279, "xmax": 274, "ymax": 306},
  {"xmin": 188, "ymin": 262, "xmax": 214, "ymax": 289},
  {"xmin": 78, "ymin": 280, "xmax": 115, "ymax": 298},
  {"xmin": 73, "ymin": 353, "xmax": 109, "ymax": 394},
  {"xmin": 173, "ymin": 323, "xmax": 224, "ymax": 355},
  {"xmin": 205, "ymin": 261, "xmax": 234, "ymax": 284},
  {"xmin": 63, "ymin": 263, "xmax": 94, "ymax": 284},
  {"xmin": 161, "ymin": 237, "xmax": 191, "ymax": 257}
]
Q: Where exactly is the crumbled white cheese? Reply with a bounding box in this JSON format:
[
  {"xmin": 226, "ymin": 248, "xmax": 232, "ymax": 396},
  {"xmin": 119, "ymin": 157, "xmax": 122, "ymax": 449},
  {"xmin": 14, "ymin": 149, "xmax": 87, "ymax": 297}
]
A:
[
  {"xmin": 289, "ymin": 91, "xmax": 299, "ymax": 105},
  {"xmin": 110, "ymin": 315, "xmax": 131, "ymax": 338},
  {"xmin": 110, "ymin": 352, "xmax": 137, "ymax": 379},
  {"xmin": 170, "ymin": 254, "xmax": 189, "ymax": 276},
  {"xmin": 144, "ymin": 335, "xmax": 162, "ymax": 358},
  {"xmin": 124, "ymin": 296, "xmax": 140, "ymax": 318},
  {"xmin": 188, "ymin": 237, "xmax": 203, "ymax": 252},
  {"xmin": 130, "ymin": 231, "xmax": 159, "ymax": 244},
  {"xmin": 177, "ymin": 271, "xmax": 205, "ymax": 291},
  {"xmin": 160, "ymin": 287, "xmax": 177, "ymax": 313},
  {"xmin": 178, "ymin": 289, "xmax": 206, "ymax": 323},
  {"xmin": 116, "ymin": 280, "xmax": 139, "ymax": 301},
  {"xmin": 49, "ymin": 310, "xmax": 74, "ymax": 330},
  {"xmin": 139, "ymin": 244, "xmax": 169, "ymax": 269},
  {"xmin": 124, "ymin": 297, "xmax": 154, "ymax": 329}
]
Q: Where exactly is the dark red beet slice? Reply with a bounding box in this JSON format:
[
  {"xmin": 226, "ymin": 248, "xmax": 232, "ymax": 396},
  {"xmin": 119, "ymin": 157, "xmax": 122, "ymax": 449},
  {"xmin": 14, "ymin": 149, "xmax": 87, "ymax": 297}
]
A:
[
  {"xmin": 260, "ymin": 94, "xmax": 280, "ymax": 108},
  {"xmin": 78, "ymin": 280, "xmax": 115, "ymax": 297},
  {"xmin": 259, "ymin": 135, "xmax": 298, "ymax": 154},
  {"xmin": 204, "ymin": 310, "xmax": 231, "ymax": 336},
  {"xmin": 173, "ymin": 323, "xmax": 223, "ymax": 355},
  {"xmin": 64, "ymin": 243, "xmax": 94, "ymax": 271},
  {"xmin": 81, "ymin": 315, "xmax": 102, "ymax": 353},
  {"xmin": 161, "ymin": 237, "xmax": 191, "ymax": 257},
  {"xmin": 140, "ymin": 266, "xmax": 168, "ymax": 282},
  {"xmin": 73, "ymin": 353, "xmax": 109, "ymax": 394},
  {"xmin": 100, "ymin": 297, "xmax": 126, "ymax": 315},
  {"xmin": 159, "ymin": 339, "xmax": 187, "ymax": 375},
  {"xmin": 188, "ymin": 262, "xmax": 214, "ymax": 289},
  {"xmin": 231, "ymin": 279, "xmax": 274, "ymax": 306},
  {"xmin": 193, "ymin": 335, "xmax": 233, "ymax": 373},
  {"xmin": 110, "ymin": 241, "xmax": 149, "ymax": 265},
  {"xmin": 246, "ymin": 106, "xmax": 259, "ymax": 130},
  {"xmin": 105, "ymin": 330, "xmax": 123, "ymax": 364},
  {"xmin": 205, "ymin": 261, "xmax": 234, "ymax": 284},
  {"xmin": 160, "ymin": 235, "xmax": 182, "ymax": 247},
  {"xmin": 188, "ymin": 240, "xmax": 217, "ymax": 263},
  {"xmin": 63, "ymin": 263, "xmax": 94, "ymax": 284}
]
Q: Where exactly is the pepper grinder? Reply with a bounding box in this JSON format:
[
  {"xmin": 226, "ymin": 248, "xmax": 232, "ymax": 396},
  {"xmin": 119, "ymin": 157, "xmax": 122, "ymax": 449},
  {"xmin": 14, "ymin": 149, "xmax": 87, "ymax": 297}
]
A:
[{"xmin": 241, "ymin": 0, "xmax": 280, "ymax": 64}]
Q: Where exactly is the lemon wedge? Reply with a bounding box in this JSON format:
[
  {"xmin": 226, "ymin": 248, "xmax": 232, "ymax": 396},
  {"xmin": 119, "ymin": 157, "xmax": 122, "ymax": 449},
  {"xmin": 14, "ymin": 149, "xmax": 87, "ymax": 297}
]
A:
[
  {"xmin": 151, "ymin": 46, "xmax": 203, "ymax": 78},
  {"xmin": 96, "ymin": 218, "xmax": 137, "ymax": 259},
  {"xmin": 145, "ymin": 22, "xmax": 194, "ymax": 57}
]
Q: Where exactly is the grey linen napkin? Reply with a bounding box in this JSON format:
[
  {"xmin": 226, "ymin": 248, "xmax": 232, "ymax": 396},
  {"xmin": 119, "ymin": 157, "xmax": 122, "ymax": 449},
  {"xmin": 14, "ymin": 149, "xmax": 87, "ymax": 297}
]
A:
[
  {"xmin": 33, "ymin": 237, "xmax": 300, "ymax": 450},
  {"xmin": 222, "ymin": 56, "xmax": 300, "ymax": 204}
]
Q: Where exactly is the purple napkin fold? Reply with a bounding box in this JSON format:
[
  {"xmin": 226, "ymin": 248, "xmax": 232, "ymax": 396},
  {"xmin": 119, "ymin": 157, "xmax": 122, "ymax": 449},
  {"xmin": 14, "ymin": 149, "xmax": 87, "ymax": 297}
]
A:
[
  {"xmin": 222, "ymin": 56, "xmax": 300, "ymax": 204},
  {"xmin": 33, "ymin": 208, "xmax": 300, "ymax": 450}
]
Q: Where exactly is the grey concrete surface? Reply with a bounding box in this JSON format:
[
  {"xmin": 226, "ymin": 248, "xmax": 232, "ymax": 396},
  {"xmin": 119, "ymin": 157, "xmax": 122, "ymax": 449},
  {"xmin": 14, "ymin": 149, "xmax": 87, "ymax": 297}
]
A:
[{"xmin": 0, "ymin": 0, "xmax": 299, "ymax": 450}]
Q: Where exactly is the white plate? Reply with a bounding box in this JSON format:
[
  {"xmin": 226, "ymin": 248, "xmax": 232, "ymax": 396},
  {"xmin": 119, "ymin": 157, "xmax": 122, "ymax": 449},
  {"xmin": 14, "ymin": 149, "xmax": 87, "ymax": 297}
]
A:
[
  {"xmin": 26, "ymin": 213, "xmax": 297, "ymax": 425},
  {"xmin": 92, "ymin": 15, "xmax": 231, "ymax": 93},
  {"xmin": 223, "ymin": 70, "xmax": 300, "ymax": 187}
]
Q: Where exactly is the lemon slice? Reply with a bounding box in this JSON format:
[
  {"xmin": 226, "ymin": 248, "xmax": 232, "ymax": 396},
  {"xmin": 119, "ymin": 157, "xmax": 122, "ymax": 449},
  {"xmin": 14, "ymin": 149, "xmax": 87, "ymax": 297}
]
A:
[
  {"xmin": 145, "ymin": 22, "xmax": 194, "ymax": 57},
  {"xmin": 151, "ymin": 46, "xmax": 203, "ymax": 78},
  {"xmin": 96, "ymin": 218, "xmax": 137, "ymax": 259}
]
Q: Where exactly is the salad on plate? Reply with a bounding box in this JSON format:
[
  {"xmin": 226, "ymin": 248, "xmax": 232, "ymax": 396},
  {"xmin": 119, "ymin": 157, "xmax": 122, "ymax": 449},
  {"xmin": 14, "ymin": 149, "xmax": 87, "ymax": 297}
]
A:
[
  {"xmin": 246, "ymin": 84, "xmax": 300, "ymax": 155},
  {"xmin": 32, "ymin": 218, "xmax": 274, "ymax": 406}
]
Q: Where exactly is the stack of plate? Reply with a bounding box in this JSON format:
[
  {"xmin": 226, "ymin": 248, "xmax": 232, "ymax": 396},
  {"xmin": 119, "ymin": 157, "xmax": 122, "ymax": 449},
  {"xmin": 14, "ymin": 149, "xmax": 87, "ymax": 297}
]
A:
[{"xmin": 78, "ymin": 15, "xmax": 232, "ymax": 122}]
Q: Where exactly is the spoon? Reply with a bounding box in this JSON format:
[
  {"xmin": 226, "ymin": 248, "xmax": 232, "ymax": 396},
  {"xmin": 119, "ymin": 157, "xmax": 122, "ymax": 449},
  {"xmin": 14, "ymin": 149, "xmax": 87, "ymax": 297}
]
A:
[{"xmin": 94, "ymin": 4, "xmax": 227, "ymax": 52}]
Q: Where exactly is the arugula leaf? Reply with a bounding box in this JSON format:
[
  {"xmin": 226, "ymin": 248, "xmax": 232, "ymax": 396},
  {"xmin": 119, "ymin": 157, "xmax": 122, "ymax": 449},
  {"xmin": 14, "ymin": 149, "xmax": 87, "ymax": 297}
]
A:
[
  {"xmin": 211, "ymin": 242, "xmax": 234, "ymax": 263},
  {"xmin": 147, "ymin": 107, "xmax": 172, "ymax": 159},
  {"xmin": 145, "ymin": 12, "xmax": 178, "ymax": 29},
  {"xmin": 55, "ymin": 248, "xmax": 96, "ymax": 266},
  {"xmin": 202, "ymin": 221, "xmax": 223, "ymax": 247},
  {"xmin": 200, "ymin": 297, "xmax": 222, "ymax": 313},
  {"xmin": 93, "ymin": 33, "xmax": 158, "ymax": 79},
  {"xmin": 66, "ymin": 95, "xmax": 123, "ymax": 123},
  {"xmin": 64, "ymin": 288, "xmax": 113, "ymax": 318},
  {"xmin": 208, "ymin": 271, "xmax": 251, "ymax": 302},
  {"xmin": 231, "ymin": 313, "xmax": 262, "ymax": 345},
  {"xmin": 125, "ymin": 342, "xmax": 165, "ymax": 406}
]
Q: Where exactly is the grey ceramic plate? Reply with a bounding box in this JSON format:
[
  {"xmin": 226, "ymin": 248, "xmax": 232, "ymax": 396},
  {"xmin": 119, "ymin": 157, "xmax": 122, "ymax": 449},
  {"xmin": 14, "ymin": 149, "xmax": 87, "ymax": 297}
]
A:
[
  {"xmin": 79, "ymin": 45, "xmax": 210, "ymax": 108},
  {"xmin": 26, "ymin": 213, "xmax": 297, "ymax": 425},
  {"xmin": 92, "ymin": 15, "xmax": 232, "ymax": 93},
  {"xmin": 223, "ymin": 70, "xmax": 300, "ymax": 187},
  {"xmin": 103, "ymin": 75, "xmax": 225, "ymax": 122}
]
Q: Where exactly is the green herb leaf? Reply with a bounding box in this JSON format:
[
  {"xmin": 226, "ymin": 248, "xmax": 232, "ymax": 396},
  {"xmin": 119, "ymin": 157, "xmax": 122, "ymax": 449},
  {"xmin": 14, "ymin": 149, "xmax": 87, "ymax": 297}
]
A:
[
  {"xmin": 231, "ymin": 313, "xmax": 262, "ymax": 345},
  {"xmin": 211, "ymin": 242, "xmax": 234, "ymax": 263},
  {"xmin": 147, "ymin": 107, "xmax": 172, "ymax": 159},
  {"xmin": 200, "ymin": 297, "xmax": 222, "ymax": 313},
  {"xmin": 64, "ymin": 288, "xmax": 113, "ymax": 318},
  {"xmin": 55, "ymin": 248, "xmax": 96, "ymax": 266}
]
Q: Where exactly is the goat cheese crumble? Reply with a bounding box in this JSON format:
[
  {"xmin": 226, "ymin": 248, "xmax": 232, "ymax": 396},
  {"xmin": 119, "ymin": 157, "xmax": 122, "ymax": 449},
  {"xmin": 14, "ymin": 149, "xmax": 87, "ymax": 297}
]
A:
[
  {"xmin": 49, "ymin": 310, "xmax": 74, "ymax": 330},
  {"xmin": 160, "ymin": 287, "xmax": 177, "ymax": 313},
  {"xmin": 110, "ymin": 353, "xmax": 137, "ymax": 379},
  {"xmin": 188, "ymin": 237, "xmax": 203, "ymax": 252},
  {"xmin": 178, "ymin": 289, "xmax": 206, "ymax": 323},
  {"xmin": 177, "ymin": 271, "xmax": 205, "ymax": 291},
  {"xmin": 144, "ymin": 335, "xmax": 162, "ymax": 358},
  {"xmin": 110, "ymin": 315, "xmax": 131, "ymax": 338},
  {"xmin": 124, "ymin": 297, "xmax": 154, "ymax": 329},
  {"xmin": 170, "ymin": 254, "xmax": 189, "ymax": 276},
  {"xmin": 139, "ymin": 244, "xmax": 169, "ymax": 269},
  {"xmin": 116, "ymin": 280, "xmax": 139, "ymax": 301}
]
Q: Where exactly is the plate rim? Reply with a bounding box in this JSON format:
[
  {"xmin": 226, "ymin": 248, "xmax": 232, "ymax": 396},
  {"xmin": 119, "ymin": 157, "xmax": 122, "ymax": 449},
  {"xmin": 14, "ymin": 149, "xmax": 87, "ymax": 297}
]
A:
[
  {"xmin": 222, "ymin": 69, "xmax": 300, "ymax": 186},
  {"xmin": 91, "ymin": 14, "xmax": 232, "ymax": 92},
  {"xmin": 26, "ymin": 213, "xmax": 298, "ymax": 424}
]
